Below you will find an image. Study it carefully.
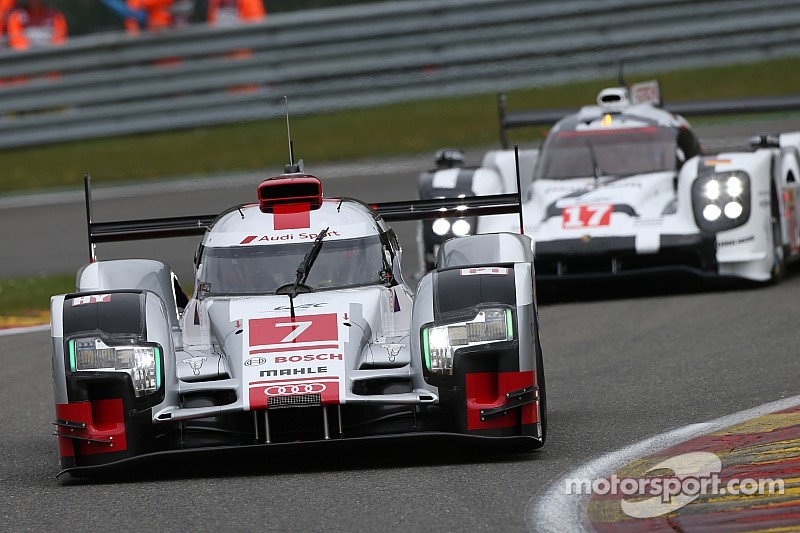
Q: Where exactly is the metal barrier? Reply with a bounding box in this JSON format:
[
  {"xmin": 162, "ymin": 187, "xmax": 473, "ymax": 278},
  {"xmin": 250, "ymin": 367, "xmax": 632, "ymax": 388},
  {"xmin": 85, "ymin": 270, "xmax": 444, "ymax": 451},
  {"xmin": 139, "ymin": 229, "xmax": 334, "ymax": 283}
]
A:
[{"xmin": 1, "ymin": 0, "xmax": 800, "ymax": 150}]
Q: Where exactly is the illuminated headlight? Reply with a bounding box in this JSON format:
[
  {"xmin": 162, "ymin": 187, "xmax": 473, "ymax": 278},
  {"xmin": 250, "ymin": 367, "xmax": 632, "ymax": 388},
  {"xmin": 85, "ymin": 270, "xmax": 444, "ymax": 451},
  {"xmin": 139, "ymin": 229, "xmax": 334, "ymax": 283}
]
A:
[
  {"xmin": 703, "ymin": 204, "xmax": 722, "ymax": 221},
  {"xmin": 69, "ymin": 338, "xmax": 161, "ymax": 397},
  {"xmin": 451, "ymin": 218, "xmax": 471, "ymax": 237},
  {"xmin": 692, "ymin": 172, "xmax": 750, "ymax": 231},
  {"xmin": 423, "ymin": 308, "xmax": 513, "ymax": 375},
  {"xmin": 704, "ymin": 180, "xmax": 720, "ymax": 200},
  {"xmin": 724, "ymin": 201, "xmax": 743, "ymax": 219},
  {"xmin": 432, "ymin": 218, "xmax": 451, "ymax": 236},
  {"xmin": 727, "ymin": 177, "xmax": 743, "ymax": 197}
]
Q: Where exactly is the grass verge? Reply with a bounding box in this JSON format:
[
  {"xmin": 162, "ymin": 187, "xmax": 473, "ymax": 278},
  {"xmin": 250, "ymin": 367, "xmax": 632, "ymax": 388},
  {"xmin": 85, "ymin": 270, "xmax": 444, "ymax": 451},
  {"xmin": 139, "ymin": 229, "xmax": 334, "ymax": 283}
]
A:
[
  {"xmin": 0, "ymin": 275, "xmax": 74, "ymax": 326},
  {"xmin": 2, "ymin": 56, "xmax": 800, "ymax": 194}
]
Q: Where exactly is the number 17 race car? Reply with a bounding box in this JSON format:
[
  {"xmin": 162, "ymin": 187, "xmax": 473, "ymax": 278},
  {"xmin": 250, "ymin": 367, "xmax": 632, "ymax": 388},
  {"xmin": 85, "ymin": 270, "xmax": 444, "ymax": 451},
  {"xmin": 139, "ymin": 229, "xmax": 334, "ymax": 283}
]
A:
[
  {"xmin": 420, "ymin": 82, "xmax": 800, "ymax": 283},
  {"xmin": 49, "ymin": 164, "xmax": 545, "ymax": 475}
]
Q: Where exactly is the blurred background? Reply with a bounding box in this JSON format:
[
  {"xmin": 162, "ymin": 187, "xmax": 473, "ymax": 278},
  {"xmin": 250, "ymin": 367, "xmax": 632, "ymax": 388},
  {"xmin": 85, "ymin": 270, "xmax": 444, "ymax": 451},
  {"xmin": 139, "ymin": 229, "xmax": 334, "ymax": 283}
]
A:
[{"xmin": 2, "ymin": 0, "xmax": 800, "ymax": 320}]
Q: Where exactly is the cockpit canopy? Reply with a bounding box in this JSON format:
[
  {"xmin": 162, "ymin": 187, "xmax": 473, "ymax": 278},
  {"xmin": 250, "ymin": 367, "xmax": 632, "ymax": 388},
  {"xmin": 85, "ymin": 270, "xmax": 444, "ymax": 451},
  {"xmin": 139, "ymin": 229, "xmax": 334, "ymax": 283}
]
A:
[
  {"xmin": 535, "ymin": 126, "xmax": 685, "ymax": 181},
  {"xmin": 198, "ymin": 234, "xmax": 390, "ymax": 296},
  {"xmin": 534, "ymin": 119, "xmax": 700, "ymax": 179}
]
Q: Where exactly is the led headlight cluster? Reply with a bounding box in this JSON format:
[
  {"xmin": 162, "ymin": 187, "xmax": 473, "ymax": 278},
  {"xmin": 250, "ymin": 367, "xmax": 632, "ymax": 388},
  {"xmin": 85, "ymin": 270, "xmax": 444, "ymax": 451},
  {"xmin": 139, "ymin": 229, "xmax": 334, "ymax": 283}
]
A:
[
  {"xmin": 691, "ymin": 171, "xmax": 751, "ymax": 232},
  {"xmin": 422, "ymin": 308, "xmax": 513, "ymax": 375},
  {"xmin": 69, "ymin": 338, "xmax": 162, "ymax": 397},
  {"xmin": 431, "ymin": 217, "xmax": 472, "ymax": 237}
]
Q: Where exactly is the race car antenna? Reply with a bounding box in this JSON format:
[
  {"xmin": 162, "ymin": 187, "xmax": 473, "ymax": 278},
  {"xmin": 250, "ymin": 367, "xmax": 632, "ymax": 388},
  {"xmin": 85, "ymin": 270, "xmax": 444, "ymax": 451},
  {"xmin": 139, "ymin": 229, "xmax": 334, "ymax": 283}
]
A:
[{"xmin": 284, "ymin": 96, "xmax": 297, "ymax": 171}]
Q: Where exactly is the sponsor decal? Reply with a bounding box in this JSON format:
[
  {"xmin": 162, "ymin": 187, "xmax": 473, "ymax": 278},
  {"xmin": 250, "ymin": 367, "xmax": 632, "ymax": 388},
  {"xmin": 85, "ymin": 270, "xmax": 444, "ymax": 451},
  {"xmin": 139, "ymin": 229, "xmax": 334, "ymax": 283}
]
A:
[
  {"xmin": 181, "ymin": 356, "xmax": 208, "ymax": 375},
  {"xmin": 248, "ymin": 377, "xmax": 340, "ymax": 407},
  {"xmin": 562, "ymin": 204, "xmax": 612, "ymax": 229},
  {"xmin": 259, "ymin": 366, "xmax": 328, "ymax": 377},
  {"xmin": 716, "ymin": 235, "xmax": 756, "ymax": 248},
  {"xmin": 274, "ymin": 353, "xmax": 342, "ymax": 363},
  {"xmin": 273, "ymin": 302, "xmax": 325, "ymax": 311},
  {"xmin": 244, "ymin": 313, "xmax": 344, "ymax": 409},
  {"xmin": 460, "ymin": 267, "xmax": 509, "ymax": 276},
  {"xmin": 630, "ymin": 80, "xmax": 661, "ymax": 106},
  {"xmin": 264, "ymin": 382, "xmax": 328, "ymax": 397},
  {"xmin": 249, "ymin": 313, "xmax": 338, "ymax": 346},
  {"xmin": 239, "ymin": 230, "xmax": 342, "ymax": 245},
  {"xmin": 71, "ymin": 294, "xmax": 112, "ymax": 306},
  {"xmin": 634, "ymin": 217, "xmax": 664, "ymax": 226},
  {"xmin": 703, "ymin": 159, "xmax": 731, "ymax": 166},
  {"xmin": 381, "ymin": 343, "xmax": 405, "ymax": 363}
]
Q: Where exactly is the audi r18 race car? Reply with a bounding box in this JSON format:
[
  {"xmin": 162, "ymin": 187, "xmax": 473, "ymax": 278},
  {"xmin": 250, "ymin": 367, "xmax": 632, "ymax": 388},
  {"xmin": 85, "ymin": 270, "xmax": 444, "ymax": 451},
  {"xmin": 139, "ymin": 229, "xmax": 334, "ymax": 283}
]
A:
[
  {"xmin": 50, "ymin": 166, "xmax": 545, "ymax": 475},
  {"xmin": 419, "ymin": 82, "xmax": 800, "ymax": 282}
]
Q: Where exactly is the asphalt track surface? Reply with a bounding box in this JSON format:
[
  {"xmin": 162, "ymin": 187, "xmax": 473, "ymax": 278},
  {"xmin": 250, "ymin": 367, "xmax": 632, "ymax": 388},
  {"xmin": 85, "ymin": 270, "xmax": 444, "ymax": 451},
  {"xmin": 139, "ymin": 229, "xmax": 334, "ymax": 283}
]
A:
[{"xmin": 2, "ymin": 119, "xmax": 800, "ymax": 531}]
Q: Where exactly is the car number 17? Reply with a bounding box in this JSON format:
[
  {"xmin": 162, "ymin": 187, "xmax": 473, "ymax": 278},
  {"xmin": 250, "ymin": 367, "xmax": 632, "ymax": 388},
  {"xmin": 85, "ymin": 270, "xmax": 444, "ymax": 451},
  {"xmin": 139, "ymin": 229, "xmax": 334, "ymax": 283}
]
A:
[{"xmin": 562, "ymin": 204, "xmax": 613, "ymax": 229}]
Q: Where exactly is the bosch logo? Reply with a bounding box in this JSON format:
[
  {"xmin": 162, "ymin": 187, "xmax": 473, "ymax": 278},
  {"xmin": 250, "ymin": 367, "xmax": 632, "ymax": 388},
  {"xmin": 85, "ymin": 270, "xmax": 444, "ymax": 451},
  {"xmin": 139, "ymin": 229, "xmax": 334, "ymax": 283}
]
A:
[
  {"xmin": 245, "ymin": 357, "xmax": 268, "ymax": 367},
  {"xmin": 264, "ymin": 383, "xmax": 327, "ymax": 396}
]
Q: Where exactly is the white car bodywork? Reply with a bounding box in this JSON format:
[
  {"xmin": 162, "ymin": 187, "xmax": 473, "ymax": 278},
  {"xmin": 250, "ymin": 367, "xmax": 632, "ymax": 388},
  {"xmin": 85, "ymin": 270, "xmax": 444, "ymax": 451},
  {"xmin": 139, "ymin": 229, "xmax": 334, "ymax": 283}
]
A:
[
  {"xmin": 49, "ymin": 170, "xmax": 545, "ymax": 475},
  {"xmin": 429, "ymin": 88, "xmax": 800, "ymax": 282}
]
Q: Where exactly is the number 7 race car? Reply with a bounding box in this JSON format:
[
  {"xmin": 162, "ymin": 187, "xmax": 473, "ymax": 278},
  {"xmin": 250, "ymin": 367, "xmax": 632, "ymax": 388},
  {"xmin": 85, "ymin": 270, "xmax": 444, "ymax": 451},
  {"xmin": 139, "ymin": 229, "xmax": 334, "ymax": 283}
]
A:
[
  {"xmin": 419, "ymin": 82, "xmax": 800, "ymax": 283},
  {"xmin": 49, "ymin": 166, "xmax": 545, "ymax": 476}
]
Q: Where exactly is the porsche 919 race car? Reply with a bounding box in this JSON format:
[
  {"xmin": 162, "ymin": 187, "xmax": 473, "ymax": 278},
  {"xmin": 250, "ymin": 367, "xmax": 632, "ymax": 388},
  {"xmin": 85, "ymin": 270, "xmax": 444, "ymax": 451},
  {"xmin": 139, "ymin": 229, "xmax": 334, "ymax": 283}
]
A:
[
  {"xmin": 419, "ymin": 82, "xmax": 800, "ymax": 282},
  {"xmin": 50, "ymin": 167, "xmax": 545, "ymax": 475}
]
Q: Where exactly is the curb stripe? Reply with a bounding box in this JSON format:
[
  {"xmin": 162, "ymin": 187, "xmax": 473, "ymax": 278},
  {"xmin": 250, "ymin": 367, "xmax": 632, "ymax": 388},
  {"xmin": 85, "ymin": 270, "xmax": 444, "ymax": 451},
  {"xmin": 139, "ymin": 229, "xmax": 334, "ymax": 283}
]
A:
[{"xmin": 528, "ymin": 394, "xmax": 800, "ymax": 532}]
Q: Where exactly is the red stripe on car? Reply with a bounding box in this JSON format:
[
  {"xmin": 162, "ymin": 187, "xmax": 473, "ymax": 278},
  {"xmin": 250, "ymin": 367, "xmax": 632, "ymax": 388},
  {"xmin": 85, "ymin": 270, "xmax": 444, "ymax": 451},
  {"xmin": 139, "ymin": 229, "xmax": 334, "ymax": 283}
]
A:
[{"xmin": 273, "ymin": 202, "xmax": 311, "ymax": 230}]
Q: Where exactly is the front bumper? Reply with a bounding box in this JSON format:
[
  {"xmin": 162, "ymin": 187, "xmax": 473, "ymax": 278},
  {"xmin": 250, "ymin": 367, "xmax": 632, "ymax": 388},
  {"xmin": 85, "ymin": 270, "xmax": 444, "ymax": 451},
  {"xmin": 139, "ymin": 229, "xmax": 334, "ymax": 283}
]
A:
[{"xmin": 534, "ymin": 233, "xmax": 719, "ymax": 281}]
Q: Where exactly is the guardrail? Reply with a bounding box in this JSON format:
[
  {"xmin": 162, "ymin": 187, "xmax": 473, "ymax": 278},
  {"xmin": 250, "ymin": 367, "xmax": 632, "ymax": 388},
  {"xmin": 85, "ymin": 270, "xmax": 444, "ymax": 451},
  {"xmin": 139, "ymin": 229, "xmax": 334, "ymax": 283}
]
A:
[{"xmin": 2, "ymin": 0, "xmax": 800, "ymax": 150}]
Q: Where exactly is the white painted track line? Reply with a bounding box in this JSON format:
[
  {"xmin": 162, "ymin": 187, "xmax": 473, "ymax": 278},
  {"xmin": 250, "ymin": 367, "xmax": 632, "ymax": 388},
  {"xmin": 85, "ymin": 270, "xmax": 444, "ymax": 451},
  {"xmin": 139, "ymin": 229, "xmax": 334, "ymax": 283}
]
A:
[{"xmin": 0, "ymin": 324, "xmax": 50, "ymax": 337}]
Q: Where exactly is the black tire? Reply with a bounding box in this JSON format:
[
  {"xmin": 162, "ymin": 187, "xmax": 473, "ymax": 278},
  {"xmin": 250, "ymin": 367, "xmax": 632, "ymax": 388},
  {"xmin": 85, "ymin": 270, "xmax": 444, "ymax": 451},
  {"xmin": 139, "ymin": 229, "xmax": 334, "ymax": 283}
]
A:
[
  {"xmin": 534, "ymin": 328, "xmax": 547, "ymax": 444},
  {"xmin": 770, "ymin": 188, "xmax": 786, "ymax": 284}
]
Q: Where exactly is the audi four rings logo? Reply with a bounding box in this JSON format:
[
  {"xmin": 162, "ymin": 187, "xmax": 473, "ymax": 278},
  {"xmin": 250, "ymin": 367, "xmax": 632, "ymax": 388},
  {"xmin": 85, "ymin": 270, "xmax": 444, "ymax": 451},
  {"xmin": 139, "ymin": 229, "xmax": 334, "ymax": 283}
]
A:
[
  {"xmin": 264, "ymin": 383, "xmax": 327, "ymax": 396},
  {"xmin": 245, "ymin": 357, "xmax": 267, "ymax": 366}
]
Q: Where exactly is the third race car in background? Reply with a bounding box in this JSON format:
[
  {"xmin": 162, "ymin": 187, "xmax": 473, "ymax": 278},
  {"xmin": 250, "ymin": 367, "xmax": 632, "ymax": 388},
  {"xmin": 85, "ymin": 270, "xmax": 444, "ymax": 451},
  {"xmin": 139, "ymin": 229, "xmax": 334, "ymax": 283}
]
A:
[{"xmin": 418, "ymin": 81, "xmax": 800, "ymax": 283}]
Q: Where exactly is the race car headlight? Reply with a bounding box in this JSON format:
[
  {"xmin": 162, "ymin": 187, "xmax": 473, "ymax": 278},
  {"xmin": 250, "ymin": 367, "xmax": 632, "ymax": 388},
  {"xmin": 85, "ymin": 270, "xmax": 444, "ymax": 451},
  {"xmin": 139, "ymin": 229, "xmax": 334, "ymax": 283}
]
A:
[
  {"xmin": 432, "ymin": 218, "xmax": 451, "ymax": 236},
  {"xmin": 451, "ymin": 218, "xmax": 471, "ymax": 237},
  {"xmin": 69, "ymin": 338, "xmax": 162, "ymax": 397},
  {"xmin": 692, "ymin": 172, "xmax": 751, "ymax": 232},
  {"xmin": 422, "ymin": 308, "xmax": 513, "ymax": 375}
]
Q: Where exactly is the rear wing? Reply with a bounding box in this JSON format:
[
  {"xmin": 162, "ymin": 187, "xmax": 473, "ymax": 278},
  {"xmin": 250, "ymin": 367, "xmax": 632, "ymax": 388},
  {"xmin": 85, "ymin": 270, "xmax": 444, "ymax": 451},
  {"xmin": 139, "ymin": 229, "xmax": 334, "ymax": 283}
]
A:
[
  {"xmin": 83, "ymin": 173, "xmax": 524, "ymax": 261},
  {"xmin": 498, "ymin": 92, "xmax": 800, "ymax": 149}
]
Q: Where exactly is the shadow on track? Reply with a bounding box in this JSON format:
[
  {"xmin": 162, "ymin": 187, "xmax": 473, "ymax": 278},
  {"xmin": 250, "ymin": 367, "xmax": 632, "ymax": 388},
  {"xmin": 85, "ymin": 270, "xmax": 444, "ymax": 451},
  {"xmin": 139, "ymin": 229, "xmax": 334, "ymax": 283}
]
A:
[
  {"xmin": 536, "ymin": 272, "xmax": 776, "ymax": 306},
  {"xmin": 58, "ymin": 441, "xmax": 540, "ymax": 485}
]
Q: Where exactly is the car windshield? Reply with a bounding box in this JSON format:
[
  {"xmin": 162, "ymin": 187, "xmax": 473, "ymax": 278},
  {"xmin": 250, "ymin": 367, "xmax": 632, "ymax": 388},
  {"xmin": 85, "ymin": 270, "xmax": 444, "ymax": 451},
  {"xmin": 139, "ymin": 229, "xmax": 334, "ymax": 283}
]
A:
[
  {"xmin": 199, "ymin": 235, "xmax": 388, "ymax": 295},
  {"xmin": 535, "ymin": 126, "xmax": 679, "ymax": 180}
]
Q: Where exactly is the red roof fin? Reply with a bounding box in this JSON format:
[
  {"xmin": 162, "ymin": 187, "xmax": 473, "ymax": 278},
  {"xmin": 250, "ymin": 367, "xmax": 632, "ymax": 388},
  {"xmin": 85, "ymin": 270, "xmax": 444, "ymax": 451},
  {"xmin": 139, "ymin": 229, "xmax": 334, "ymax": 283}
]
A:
[{"xmin": 258, "ymin": 174, "xmax": 323, "ymax": 213}]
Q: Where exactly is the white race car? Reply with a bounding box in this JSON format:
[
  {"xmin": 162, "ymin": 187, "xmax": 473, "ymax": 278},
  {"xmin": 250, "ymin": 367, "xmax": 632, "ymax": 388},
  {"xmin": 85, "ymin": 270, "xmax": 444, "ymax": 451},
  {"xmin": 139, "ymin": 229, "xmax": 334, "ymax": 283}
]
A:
[
  {"xmin": 420, "ymin": 83, "xmax": 800, "ymax": 282},
  {"xmin": 49, "ymin": 164, "xmax": 545, "ymax": 476}
]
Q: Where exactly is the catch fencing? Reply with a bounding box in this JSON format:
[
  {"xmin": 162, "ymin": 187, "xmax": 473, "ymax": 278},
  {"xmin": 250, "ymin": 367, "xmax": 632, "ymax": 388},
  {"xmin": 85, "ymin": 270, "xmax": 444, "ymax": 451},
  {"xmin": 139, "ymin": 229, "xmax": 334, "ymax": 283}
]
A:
[{"xmin": 1, "ymin": 0, "xmax": 800, "ymax": 149}]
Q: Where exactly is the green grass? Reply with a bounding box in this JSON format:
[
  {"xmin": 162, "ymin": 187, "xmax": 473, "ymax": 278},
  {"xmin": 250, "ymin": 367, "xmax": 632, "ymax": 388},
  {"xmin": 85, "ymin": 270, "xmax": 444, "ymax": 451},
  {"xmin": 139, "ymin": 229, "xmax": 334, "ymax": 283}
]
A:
[
  {"xmin": 2, "ymin": 55, "xmax": 800, "ymax": 195},
  {"xmin": 0, "ymin": 274, "xmax": 75, "ymax": 315}
]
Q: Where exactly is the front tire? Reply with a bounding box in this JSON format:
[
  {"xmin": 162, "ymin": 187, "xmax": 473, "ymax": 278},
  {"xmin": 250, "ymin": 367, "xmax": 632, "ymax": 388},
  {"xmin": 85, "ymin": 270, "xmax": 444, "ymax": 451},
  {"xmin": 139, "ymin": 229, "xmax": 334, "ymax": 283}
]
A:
[
  {"xmin": 770, "ymin": 188, "xmax": 786, "ymax": 284},
  {"xmin": 534, "ymin": 326, "xmax": 547, "ymax": 444}
]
